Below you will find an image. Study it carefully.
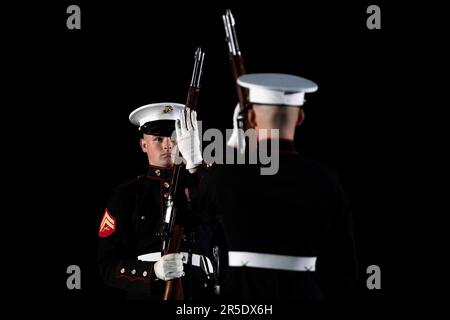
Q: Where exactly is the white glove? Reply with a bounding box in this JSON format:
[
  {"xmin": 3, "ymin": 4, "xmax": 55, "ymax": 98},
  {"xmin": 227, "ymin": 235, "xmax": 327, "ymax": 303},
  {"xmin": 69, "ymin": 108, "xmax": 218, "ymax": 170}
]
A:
[
  {"xmin": 175, "ymin": 108, "xmax": 203, "ymax": 170},
  {"xmin": 154, "ymin": 253, "xmax": 184, "ymax": 281},
  {"xmin": 226, "ymin": 103, "xmax": 246, "ymax": 154}
]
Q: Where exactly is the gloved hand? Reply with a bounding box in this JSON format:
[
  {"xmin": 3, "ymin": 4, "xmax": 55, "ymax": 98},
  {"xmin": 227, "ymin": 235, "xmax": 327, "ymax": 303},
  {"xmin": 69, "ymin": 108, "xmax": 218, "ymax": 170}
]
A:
[
  {"xmin": 226, "ymin": 103, "xmax": 246, "ymax": 154},
  {"xmin": 154, "ymin": 253, "xmax": 184, "ymax": 281},
  {"xmin": 175, "ymin": 108, "xmax": 203, "ymax": 170}
]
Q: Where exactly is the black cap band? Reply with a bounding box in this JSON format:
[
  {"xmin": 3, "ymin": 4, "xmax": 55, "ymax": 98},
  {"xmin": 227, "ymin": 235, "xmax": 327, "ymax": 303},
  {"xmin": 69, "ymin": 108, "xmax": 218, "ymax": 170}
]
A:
[{"xmin": 139, "ymin": 120, "xmax": 176, "ymax": 137}]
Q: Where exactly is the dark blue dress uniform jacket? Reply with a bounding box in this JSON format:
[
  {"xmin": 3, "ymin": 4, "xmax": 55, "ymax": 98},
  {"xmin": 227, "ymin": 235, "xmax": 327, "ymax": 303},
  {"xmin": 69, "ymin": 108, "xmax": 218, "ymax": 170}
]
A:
[
  {"xmin": 196, "ymin": 140, "xmax": 358, "ymax": 300},
  {"xmin": 97, "ymin": 165, "xmax": 216, "ymax": 300}
]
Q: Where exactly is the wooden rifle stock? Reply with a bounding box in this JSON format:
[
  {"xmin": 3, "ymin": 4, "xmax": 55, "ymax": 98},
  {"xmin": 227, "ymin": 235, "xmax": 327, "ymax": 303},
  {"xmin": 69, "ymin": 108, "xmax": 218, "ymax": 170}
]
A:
[
  {"xmin": 185, "ymin": 87, "xmax": 200, "ymax": 111},
  {"xmin": 231, "ymin": 55, "xmax": 247, "ymax": 121}
]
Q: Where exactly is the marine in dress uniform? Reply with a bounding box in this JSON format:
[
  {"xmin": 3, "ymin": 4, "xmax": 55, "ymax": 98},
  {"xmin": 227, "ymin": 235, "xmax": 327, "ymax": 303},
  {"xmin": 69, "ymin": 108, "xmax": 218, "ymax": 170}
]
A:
[
  {"xmin": 195, "ymin": 74, "xmax": 358, "ymax": 300},
  {"xmin": 97, "ymin": 102, "xmax": 216, "ymax": 300}
]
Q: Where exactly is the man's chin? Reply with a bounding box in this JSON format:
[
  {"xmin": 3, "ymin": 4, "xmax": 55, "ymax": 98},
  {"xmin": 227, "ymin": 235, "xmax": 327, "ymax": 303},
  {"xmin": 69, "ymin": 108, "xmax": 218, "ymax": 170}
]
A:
[{"xmin": 158, "ymin": 158, "xmax": 174, "ymax": 168}]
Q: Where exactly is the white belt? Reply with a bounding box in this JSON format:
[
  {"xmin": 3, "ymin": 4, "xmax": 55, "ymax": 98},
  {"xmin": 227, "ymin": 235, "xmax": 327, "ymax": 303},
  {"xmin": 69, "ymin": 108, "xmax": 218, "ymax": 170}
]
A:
[
  {"xmin": 228, "ymin": 251, "xmax": 317, "ymax": 272},
  {"xmin": 138, "ymin": 252, "xmax": 214, "ymax": 274}
]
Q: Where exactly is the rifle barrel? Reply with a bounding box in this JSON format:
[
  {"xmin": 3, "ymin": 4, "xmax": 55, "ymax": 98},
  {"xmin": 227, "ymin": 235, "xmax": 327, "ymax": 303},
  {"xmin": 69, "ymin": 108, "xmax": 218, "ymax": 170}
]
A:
[
  {"xmin": 190, "ymin": 47, "xmax": 205, "ymax": 88},
  {"xmin": 223, "ymin": 10, "xmax": 241, "ymax": 56}
]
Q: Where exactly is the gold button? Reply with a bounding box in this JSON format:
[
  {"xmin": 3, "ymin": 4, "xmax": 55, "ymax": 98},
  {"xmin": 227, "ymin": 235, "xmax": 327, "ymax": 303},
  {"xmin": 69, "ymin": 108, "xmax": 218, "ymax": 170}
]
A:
[
  {"xmin": 131, "ymin": 269, "xmax": 136, "ymax": 275},
  {"xmin": 164, "ymin": 182, "xmax": 170, "ymax": 188},
  {"xmin": 120, "ymin": 268, "xmax": 125, "ymax": 274},
  {"xmin": 143, "ymin": 271, "xmax": 148, "ymax": 277},
  {"xmin": 155, "ymin": 169, "xmax": 160, "ymax": 176}
]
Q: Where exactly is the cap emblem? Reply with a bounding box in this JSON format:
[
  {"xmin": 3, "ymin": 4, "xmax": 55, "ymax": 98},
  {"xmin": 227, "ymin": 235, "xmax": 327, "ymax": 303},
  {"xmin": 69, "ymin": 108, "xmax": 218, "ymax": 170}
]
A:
[{"xmin": 163, "ymin": 105, "xmax": 173, "ymax": 113}]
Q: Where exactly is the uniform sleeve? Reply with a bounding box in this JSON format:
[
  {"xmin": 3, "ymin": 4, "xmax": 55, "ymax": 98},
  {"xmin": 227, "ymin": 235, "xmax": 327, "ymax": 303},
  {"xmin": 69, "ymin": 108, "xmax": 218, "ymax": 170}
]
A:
[
  {"xmin": 97, "ymin": 188, "xmax": 158, "ymax": 294},
  {"xmin": 190, "ymin": 164, "xmax": 218, "ymax": 225},
  {"xmin": 185, "ymin": 164, "xmax": 208, "ymax": 201},
  {"xmin": 318, "ymin": 176, "xmax": 359, "ymax": 298},
  {"xmin": 187, "ymin": 164, "xmax": 227, "ymax": 288}
]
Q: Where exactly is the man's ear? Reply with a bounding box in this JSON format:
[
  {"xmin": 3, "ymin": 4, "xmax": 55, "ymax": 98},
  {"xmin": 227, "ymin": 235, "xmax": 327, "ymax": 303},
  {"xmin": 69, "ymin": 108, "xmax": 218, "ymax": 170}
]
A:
[
  {"xmin": 139, "ymin": 138, "xmax": 147, "ymax": 153},
  {"xmin": 296, "ymin": 108, "xmax": 305, "ymax": 127},
  {"xmin": 248, "ymin": 108, "xmax": 257, "ymax": 128}
]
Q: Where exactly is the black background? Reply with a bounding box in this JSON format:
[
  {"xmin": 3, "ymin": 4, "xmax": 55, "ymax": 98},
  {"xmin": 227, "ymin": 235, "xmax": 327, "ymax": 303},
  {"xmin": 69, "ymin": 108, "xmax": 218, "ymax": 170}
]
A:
[{"xmin": 7, "ymin": 1, "xmax": 414, "ymax": 306}]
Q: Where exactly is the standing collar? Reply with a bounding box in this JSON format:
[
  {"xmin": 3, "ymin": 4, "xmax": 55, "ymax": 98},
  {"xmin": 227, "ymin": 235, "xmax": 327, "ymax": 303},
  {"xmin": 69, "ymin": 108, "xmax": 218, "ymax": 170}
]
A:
[
  {"xmin": 258, "ymin": 138, "xmax": 298, "ymax": 154},
  {"xmin": 146, "ymin": 165, "xmax": 173, "ymax": 180}
]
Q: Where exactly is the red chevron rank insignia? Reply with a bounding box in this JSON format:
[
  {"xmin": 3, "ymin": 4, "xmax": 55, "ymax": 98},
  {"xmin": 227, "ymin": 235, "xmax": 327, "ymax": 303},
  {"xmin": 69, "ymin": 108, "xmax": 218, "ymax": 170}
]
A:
[{"xmin": 99, "ymin": 209, "xmax": 116, "ymax": 238}]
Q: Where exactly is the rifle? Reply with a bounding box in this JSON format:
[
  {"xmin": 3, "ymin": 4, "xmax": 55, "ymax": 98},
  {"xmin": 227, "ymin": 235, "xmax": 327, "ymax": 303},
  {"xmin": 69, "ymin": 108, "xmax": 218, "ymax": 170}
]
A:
[
  {"xmin": 223, "ymin": 9, "xmax": 249, "ymax": 135},
  {"xmin": 162, "ymin": 47, "xmax": 205, "ymax": 300},
  {"xmin": 186, "ymin": 47, "xmax": 205, "ymax": 111}
]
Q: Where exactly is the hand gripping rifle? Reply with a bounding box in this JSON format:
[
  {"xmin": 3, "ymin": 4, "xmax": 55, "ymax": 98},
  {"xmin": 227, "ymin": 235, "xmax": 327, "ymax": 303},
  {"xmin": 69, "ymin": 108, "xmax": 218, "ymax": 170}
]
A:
[
  {"xmin": 222, "ymin": 10, "xmax": 250, "ymax": 138},
  {"xmin": 161, "ymin": 47, "xmax": 205, "ymax": 300}
]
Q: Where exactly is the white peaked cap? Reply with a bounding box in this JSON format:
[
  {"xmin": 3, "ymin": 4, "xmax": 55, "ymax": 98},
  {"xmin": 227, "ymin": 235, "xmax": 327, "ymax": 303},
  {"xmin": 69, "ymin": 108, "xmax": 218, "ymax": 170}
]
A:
[
  {"xmin": 237, "ymin": 73, "xmax": 318, "ymax": 106},
  {"xmin": 129, "ymin": 102, "xmax": 185, "ymax": 127}
]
